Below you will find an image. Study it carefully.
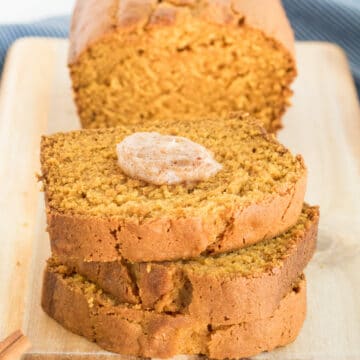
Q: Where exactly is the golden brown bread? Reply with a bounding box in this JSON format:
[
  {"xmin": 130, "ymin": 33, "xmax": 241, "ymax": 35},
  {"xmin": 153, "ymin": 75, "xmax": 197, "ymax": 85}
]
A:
[
  {"xmin": 50, "ymin": 204, "xmax": 318, "ymax": 325},
  {"xmin": 40, "ymin": 114, "xmax": 307, "ymax": 263},
  {"xmin": 69, "ymin": 0, "xmax": 294, "ymax": 62},
  {"xmin": 42, "ymin": 266, "xmax": 307, "ymax": 359},
  {"xmin": 69, "ymin": 0, "xmax": 296, "ymax": 131}
]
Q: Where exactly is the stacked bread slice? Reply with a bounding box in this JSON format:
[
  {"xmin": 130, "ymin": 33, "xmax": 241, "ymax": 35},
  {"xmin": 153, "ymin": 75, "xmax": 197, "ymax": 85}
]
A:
[{"xmin": 40, "ymin": 113, "xmax": 319, "ymax": 359}]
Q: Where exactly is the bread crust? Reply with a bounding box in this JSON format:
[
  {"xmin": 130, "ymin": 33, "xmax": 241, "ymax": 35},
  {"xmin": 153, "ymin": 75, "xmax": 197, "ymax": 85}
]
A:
[
  {"xmin": 47, "ymin": 172, "xmax": 306, "ymax": 262},
  {"xmin": 68, "ymin": 0, "xmax": 295, "ymax": 64},
  {"xmin": 42, "ymin": 268, "xmax": 306, "ymax": 359},
  {"xmin": 52, "ymin": 205, "xmax": 318, "ymax": 325}
]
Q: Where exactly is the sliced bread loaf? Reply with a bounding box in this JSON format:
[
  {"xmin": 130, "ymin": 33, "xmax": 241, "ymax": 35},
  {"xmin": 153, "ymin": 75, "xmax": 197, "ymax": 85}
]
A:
[
  {"xmin": 51, "ymin": 204, "xmax": 318, "ymax": 325},
  {"xmin": 40, "ymin": 114, "xmax": 306, "ymax": 262},
  {"xmin": 42, "ymin": 266, "xmax": 306, "ymax": 359},
  {"xmin": 69, "ymin": 0, "xmax": 296, "ymax": 132}
]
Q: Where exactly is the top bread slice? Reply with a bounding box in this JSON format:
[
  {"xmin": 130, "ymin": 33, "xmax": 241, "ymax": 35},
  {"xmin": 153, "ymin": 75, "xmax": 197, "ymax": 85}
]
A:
[
  {"xmin": 40, "ymin": 113, "xmax": 306, "ymax": 262},
  {"xmin": 69, "ymin": 0, "xmax": 296, "ymax": 132}
]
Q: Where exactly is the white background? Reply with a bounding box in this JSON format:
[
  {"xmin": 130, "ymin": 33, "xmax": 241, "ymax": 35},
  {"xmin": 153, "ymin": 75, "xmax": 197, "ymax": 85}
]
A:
[
  {"xmin": 0, "ymin": 0, "xmax": 75, "ymax": 23},
  {"xmin": 1, "ymin": 0, "xmax": 360, "ymax": 23}
]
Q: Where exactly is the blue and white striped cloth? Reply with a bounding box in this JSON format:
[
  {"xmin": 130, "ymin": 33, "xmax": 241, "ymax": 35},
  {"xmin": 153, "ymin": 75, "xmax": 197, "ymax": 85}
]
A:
[
  {"xmin": 283, "ymin": 0, "xmax": 360, "ymax": 96},
  {"xmin": 0, "ymin": 0, "xmax": 359, "ymax": 96}
]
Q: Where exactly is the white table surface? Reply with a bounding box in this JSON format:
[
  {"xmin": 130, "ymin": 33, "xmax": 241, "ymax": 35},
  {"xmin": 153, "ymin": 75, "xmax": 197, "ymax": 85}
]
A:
[{"xmin": 0, "ymin": 0, "xmax": 75, "ymax": 23}]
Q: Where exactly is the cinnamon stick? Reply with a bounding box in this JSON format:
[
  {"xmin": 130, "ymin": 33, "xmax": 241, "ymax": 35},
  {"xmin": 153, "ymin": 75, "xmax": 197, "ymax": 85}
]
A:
[{"xmin": 0, "ymin": 330, "xmax": 31, "ymax": 360}]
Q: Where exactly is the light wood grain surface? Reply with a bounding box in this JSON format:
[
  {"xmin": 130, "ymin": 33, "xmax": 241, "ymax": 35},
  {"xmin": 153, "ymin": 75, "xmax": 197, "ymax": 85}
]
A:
[{"xmin": 0, "ymin": 38, "xmax": 359, "ymax": 360}]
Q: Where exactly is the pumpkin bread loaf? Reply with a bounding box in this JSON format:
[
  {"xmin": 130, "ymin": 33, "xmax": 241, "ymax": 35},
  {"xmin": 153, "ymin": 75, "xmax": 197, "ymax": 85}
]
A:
[
  {"xmin": 40, "ymin": 114, "xmax": 307, "ymax": 262},
  {"xmin": 42, "ymin": 265, "xmax": 307, "ymax": 359},
  {"xmin": 50, "ymin": 204, "xmax": 318, "ymax": 325},
  {"xmin": 69, "ymin": 0, "xmax": 296, "ymax": 132}
]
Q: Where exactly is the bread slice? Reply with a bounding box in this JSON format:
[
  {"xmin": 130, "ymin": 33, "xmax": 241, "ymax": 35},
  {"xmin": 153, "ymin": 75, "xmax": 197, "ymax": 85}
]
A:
[
  {"xmin": 42, "ymin": 265, "xmax": 306, "ymax": 359},
  {"xmin": 50, "ymin": 204, "xmax": 318, "ymax": 326},
  {"xmin": 40, "ymin": 113, "xmax": 307, "ymax": 262},
  {"xmin": 69, "ymin": 0, "xmax": 296, "ymax": 132}
]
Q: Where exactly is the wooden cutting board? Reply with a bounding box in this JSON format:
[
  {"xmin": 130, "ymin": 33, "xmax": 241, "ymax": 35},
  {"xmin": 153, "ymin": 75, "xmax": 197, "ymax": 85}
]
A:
[{"xmin": 0, "ymin": 38, "xmax": 359, "ymax": 360}]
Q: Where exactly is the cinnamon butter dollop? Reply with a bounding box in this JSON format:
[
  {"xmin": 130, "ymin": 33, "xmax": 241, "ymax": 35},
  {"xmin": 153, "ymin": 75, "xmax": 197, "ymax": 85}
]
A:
[{"xmin": 116, "ymin": 132, "xmax": 222, "ymax": 185}]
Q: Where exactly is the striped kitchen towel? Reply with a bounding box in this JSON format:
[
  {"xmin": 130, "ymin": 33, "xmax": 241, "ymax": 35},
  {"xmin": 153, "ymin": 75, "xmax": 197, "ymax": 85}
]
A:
[
  {"xmin": 283, "ymin": 0, "xmax": 360, "ymax": 96},
  {"xmin": 0, "ymin": 16, "xmax": 69, "ymax": 74},
  {"xmin": 0, "ymin": 0, "xmax": 359, "ymax": 96}
]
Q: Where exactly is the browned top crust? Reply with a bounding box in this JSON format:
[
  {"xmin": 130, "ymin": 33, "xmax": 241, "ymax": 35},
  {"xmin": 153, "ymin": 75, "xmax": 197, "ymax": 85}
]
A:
[{"xmin": 69, "ymin": 0, "xmax": 295, "ymax": 64}]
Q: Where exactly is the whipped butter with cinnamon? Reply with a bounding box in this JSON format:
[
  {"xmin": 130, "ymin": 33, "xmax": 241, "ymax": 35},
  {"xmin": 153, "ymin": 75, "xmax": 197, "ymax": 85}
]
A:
[{"xmin": 116, "ymin": 132, "xmax": 222, "ymax": 185}]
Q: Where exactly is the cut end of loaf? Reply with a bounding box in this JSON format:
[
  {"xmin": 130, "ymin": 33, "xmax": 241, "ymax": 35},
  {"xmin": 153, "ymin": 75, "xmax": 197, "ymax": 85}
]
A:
[{"xmin": 70, "ymin": 19, "xmax": 296, "ymax": 132}]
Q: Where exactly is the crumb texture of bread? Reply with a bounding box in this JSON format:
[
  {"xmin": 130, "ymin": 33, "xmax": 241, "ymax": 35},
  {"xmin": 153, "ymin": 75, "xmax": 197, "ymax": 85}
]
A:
[
  {"xmin": 40, "ymin": 114, "xmax": 307, "ymax": 262},
  {"xmin": 42, "ymin": 265, "xmax": 307, "ymax": 359},
  {"xmin": 69, "ymin": 0, "xmax": 296, "ymax": 132},
  {"xmin": 50, "ymin": 204, "xmax": 318, "ymax": 325}
]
